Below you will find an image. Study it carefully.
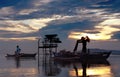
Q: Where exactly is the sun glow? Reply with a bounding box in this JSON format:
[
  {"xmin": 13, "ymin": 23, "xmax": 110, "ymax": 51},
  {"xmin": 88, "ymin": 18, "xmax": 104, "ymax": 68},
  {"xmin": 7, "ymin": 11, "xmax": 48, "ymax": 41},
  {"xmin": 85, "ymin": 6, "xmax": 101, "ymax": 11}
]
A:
[
  {"xmin": 68, "ymin": 32, "xmax": 110, "ymax": 40},
  {"xmin": 69, "ymin": 19, "xmax": 120, "ymax": 41}
]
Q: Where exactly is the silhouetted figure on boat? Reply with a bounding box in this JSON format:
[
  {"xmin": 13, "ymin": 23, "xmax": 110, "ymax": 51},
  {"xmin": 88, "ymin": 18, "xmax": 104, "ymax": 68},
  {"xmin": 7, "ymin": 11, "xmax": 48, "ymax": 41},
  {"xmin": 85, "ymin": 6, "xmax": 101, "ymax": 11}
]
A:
[
  {"xmin": 81, "ymin": 36, "xmax": 90, "ymax": 53},
  {"xmin": 73, "ymin": 36, "xmax": 90, "ymax": 54},
  {"xmin": 15, "ymin": 45, "xmax": 21, "ymax": 55}
]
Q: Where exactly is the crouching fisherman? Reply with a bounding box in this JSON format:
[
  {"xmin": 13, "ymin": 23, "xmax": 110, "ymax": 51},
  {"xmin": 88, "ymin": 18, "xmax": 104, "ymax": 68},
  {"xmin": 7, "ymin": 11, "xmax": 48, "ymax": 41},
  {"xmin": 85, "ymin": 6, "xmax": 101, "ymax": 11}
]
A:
[{"xmin": 15, "ymin": 45, "xmax": 21, "ymax": 56}]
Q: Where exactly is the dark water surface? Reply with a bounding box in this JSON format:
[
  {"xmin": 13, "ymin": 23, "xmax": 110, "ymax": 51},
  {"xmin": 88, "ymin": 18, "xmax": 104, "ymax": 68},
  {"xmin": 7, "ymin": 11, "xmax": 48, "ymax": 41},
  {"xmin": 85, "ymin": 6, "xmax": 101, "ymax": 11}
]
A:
[{"xmin": 0, "ymin": 53, "xmax": 120, "ymax": 77}]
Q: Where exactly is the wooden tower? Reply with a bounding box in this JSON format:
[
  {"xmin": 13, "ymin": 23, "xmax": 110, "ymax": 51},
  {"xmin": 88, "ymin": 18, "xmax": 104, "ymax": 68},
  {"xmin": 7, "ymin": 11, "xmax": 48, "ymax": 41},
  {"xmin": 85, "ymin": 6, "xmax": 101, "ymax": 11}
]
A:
[{"xmin": 38, "ymin": 34, "xmax": 61, "ymax": 55}]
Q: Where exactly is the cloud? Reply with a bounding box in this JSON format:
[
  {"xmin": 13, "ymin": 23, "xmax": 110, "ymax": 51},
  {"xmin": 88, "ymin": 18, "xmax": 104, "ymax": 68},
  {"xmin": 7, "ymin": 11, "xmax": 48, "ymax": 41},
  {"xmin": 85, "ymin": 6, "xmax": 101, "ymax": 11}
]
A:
[
  {"xmin": 0, "ymin": 0, "xmax": 53, "ymax": 20},
  {"xmin": 0, "ymin": 0, "xmax": 103, "ymax": 20},
  {"xmin": 98, "ymin": 0, "xmax": 116, "ymax": 5},
  {"xmin": 0, "ymin": 6, "xmax": 15, "ymax": 20},
  {"xmin": 18, "ymin": 9, "xmax": 38, "ymax": 15},
  {"xmin": 32, "ymin": 0, "xmax": 54, "ymax": 7},
  {"xmin": 0, "ymin": 0, "xmax": 19, "ymax": 7},
  {"xmin": 112, "ymin": 31, "xmax": 120, "ymax": 40},
  {"xmin": 0, "ymin": 15, "xmax": 66, "ymax": 40},
  {"xmin": 0, "ymin": 0, "xmax": 120, "ymax": 42}
]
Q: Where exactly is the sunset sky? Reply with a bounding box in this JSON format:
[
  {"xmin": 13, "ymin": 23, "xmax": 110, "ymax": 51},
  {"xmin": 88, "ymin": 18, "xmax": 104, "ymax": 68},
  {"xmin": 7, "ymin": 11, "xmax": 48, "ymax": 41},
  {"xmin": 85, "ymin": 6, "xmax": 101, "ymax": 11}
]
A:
[{"xmin": 0, "ymin": 0, "xmax": 120, "ymax": 53}]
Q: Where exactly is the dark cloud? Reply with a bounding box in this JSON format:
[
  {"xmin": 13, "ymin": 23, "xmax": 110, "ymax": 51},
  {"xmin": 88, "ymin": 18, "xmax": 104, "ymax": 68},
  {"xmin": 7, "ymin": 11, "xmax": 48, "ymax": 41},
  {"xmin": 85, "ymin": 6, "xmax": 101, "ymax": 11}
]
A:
[
  {"xmin": 0, "ymin": 0, "xmax": 33, "ymax": 8},
  {"xmin": 0, "ymin": 0, "xmax": 106, "ymax": 20},
  {"xmin": 96, "ymin": 0, "xmax": 120, "ymax": 13},
  {"xmin": 0, "ymin": 30, "xmax": 19, "ymax": 38},
  {"xmin": 0, "ymin": 0, "xmax": 35, "ymax": 20},
  {"xmin": 0, "ymin": 0, "xmax": 19, "ymax": 8},
  {"xmin": 0, "ymin": 30, "xmax": 38, "ymax": 38},
  {"xmin": 1, "ymin": 0, "xmax": 120, "ymax": 20},
  {"xmin": 112, "ymin": 31, "xmax": 120, "ymax": 40},
  {"xmin": 98, "ymin": 0, "xmax": 116, "ymax": 5},
  {"xmin": 39, "ymin": 19, "xmax": 97, "ymax": 39}
]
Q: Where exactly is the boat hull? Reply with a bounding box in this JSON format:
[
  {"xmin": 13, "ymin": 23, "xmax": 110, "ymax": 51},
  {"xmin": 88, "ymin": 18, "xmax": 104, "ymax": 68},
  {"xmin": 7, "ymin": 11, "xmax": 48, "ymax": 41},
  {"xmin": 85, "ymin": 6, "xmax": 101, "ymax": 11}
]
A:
[
  {"xmin": 6, "ymin": 53, "xmax": 36, "ymax": 58},
  {"xmin": 53, "ymin": 51, "xmax": 111, "ymax": 62}
]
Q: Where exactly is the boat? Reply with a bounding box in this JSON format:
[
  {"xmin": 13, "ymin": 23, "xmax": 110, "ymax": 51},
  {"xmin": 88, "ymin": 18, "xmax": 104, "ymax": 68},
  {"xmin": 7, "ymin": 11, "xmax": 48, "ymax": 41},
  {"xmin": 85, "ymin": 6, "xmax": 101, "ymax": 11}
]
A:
[
  {"xmin": 55, "ymin": 36, "xmax": 112, "ymax": 62},
  {"xmin": 80, "ymin": 51, "xmax": 111, "ymax": 59},
  {"xmin": 53, "ymin": 36, "xmax": 112, "ymax": 63},
  {"xmin": 6, "ymin": 53, "xmax": 37, "ymax": 58},
  {"xmin": 52, "ymin": 50, "xmax": 111, "ymax": 63}
]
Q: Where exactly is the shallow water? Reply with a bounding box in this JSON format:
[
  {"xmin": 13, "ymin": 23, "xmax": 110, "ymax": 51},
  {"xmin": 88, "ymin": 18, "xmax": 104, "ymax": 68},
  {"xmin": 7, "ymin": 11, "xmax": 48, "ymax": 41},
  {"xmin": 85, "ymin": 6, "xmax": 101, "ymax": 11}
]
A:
[{"xmin": 0, "ymin": 53, "xmax": 120, "ymax": 77}]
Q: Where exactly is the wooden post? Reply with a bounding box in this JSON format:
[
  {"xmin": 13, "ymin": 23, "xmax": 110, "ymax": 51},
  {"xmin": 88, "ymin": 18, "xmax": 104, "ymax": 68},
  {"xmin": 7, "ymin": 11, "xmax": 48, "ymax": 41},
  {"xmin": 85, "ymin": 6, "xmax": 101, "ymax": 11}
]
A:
[{"xmin": 38, "ymin": 39, "xmax": 40, "ymax": 67}]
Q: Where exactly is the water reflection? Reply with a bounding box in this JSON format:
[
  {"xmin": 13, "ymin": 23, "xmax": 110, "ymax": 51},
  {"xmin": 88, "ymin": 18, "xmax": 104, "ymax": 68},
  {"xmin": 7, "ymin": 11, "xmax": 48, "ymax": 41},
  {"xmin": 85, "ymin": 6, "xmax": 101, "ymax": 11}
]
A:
[
  {"xmin": 15, "ymin": 58, "xmax": 20, "ymax": 68},
  {"xmin": 42, "ymin": 55, "xmax": 61, "ymax": 76},
  {"xmin": 40, "ymin": 54, "xmax": 113, "ymax": 77},
  {"xmin": 4, "ymin": 57, "xmax": 37, "ymax": 77},
  {"xmin": 0, "ymin": 68, "xmax": 37, "ymax": 77},
  {"xmin": 5, "ymin": 54, "xmax": 114, "ymax": 77},
  {"xmin": 46, "ymin": 56, "xmax": 113, "ymax": 77},
  {"xmin": 70, "ymin": 63, "xmax": 112, "ymax": 77},
  {"xmin": 6, "ymin": 57, "xmax": 36, "ymax": 68}
]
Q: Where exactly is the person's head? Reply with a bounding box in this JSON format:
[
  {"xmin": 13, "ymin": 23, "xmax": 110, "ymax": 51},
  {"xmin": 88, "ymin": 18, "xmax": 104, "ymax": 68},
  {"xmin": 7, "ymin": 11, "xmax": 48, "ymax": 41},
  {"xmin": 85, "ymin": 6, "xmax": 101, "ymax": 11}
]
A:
[
  {"xmin": 81, "ymin": 37, "xmax": 85, "ymax": 40},
  {"xmin": 16, "ymin": 45, "xmax": 19, "ymax": 48},
  {"xmin": 85, "ymin": 36, "xmax": 90, "ymax": 42}
]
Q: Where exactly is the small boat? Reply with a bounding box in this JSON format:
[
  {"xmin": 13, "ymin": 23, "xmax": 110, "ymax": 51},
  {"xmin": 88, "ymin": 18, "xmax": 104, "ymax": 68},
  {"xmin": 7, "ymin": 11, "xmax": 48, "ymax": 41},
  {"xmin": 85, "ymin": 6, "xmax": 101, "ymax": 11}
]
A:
[{"xmin": 6, "ymin": 53, "xmax": 37, "ymax": 58}]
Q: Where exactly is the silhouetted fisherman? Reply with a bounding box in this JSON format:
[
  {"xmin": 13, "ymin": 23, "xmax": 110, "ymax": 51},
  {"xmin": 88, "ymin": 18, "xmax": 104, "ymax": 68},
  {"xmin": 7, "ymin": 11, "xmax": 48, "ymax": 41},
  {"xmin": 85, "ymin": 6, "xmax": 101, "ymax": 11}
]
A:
[
  {"xmin": 73, "ymin": 36, "xmax": 90, "ymax": 54},
  {"xmin": 81, "ymin": 36, "xmax": 90, "ymax": 53}
]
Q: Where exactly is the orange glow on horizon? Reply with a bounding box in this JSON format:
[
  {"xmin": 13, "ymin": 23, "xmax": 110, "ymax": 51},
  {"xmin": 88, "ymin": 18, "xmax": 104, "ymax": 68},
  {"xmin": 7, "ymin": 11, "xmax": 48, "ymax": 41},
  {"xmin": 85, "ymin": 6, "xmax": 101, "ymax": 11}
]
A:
[
  {"xmin": 69, "ymin": 66, "xmax": 112, "ymax": 77},
  {"xmin": 0, "ymin": 37, "xmax": 37, "ymax": 41},
  {"xmin": 0, "ymin": 68, "xmax": 37, "ymax": 76}
]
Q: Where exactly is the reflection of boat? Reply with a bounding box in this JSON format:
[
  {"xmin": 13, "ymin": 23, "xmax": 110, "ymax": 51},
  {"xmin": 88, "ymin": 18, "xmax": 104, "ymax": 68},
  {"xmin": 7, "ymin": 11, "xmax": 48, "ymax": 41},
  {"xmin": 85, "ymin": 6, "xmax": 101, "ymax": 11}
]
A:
[
  {"xmin": 6, "ymin": 53, "xmax": 37, "ymax": 58},
  {"xmin": 53, "ymin": 54, "xmax": 112, "ymax": 77},
  {"xmin": 70, "ymin": 64, "xmax": 112, "ymax": 77},
  {"xmin": 53, "ymin": 53, "xmax": 110, "ymax": 67}
]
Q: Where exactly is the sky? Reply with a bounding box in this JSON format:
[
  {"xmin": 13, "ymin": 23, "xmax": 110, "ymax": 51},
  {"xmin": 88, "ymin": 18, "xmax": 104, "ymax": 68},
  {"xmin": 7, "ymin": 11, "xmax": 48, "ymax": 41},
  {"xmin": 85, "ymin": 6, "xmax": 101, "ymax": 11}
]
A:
[{"xmin": 0, "ymin": 0, "xmax": 120, "ymax": 53}]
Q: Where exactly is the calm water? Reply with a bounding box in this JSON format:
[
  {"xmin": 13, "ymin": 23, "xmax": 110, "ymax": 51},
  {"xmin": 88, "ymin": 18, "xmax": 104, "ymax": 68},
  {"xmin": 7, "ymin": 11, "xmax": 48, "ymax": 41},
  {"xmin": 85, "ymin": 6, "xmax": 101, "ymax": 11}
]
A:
[{"xmin": 0, "ymin": 52, "xmax": 120, "ymax": 77}]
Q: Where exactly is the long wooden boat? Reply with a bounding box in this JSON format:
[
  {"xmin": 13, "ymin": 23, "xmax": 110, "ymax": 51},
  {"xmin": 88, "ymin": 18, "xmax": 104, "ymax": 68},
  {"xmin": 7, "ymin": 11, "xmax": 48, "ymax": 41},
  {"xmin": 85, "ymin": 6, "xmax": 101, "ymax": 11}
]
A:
[
  {"xmin": 53, "ymin": 51, "xmax": 111, "ymax": 62},
  {"xmin": 79, "ymin": 51, "xmax": 111, "ymax": 60},
  {"xmin": 6, "ymin": 53, "xmax": 37, "ymax": 58}
]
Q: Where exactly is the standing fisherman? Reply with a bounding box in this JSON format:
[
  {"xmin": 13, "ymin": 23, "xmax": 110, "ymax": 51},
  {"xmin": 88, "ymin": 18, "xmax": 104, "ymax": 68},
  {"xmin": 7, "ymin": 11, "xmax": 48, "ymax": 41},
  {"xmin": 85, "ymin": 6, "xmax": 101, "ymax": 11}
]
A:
[{"xmin": 81, "ymin": 36, "xmax": 90, "ymax": 53}]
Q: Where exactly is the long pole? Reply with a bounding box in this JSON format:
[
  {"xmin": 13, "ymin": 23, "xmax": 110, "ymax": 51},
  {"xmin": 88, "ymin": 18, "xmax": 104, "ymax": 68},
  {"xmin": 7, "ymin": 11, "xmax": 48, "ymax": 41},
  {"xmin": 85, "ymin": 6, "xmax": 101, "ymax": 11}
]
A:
[{"xmin": 38, "ymin": 39, "xmax": 40, "ymax": 67}]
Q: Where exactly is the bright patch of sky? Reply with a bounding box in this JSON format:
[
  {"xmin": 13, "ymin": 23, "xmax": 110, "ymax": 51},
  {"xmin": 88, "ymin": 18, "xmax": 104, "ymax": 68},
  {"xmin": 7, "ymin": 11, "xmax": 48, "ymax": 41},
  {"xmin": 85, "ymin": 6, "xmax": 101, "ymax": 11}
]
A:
[{"xmin": 69, "ymin": 19, "xmax": 120, "ymax": 41}]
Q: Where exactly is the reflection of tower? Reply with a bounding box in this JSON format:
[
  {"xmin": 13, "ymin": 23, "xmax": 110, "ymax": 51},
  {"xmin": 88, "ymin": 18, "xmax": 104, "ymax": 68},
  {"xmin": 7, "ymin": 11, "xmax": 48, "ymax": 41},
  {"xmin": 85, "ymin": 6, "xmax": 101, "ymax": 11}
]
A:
[{"xmin": 42, "ymin": 55, "xmax": 61, "ymax": 76}]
